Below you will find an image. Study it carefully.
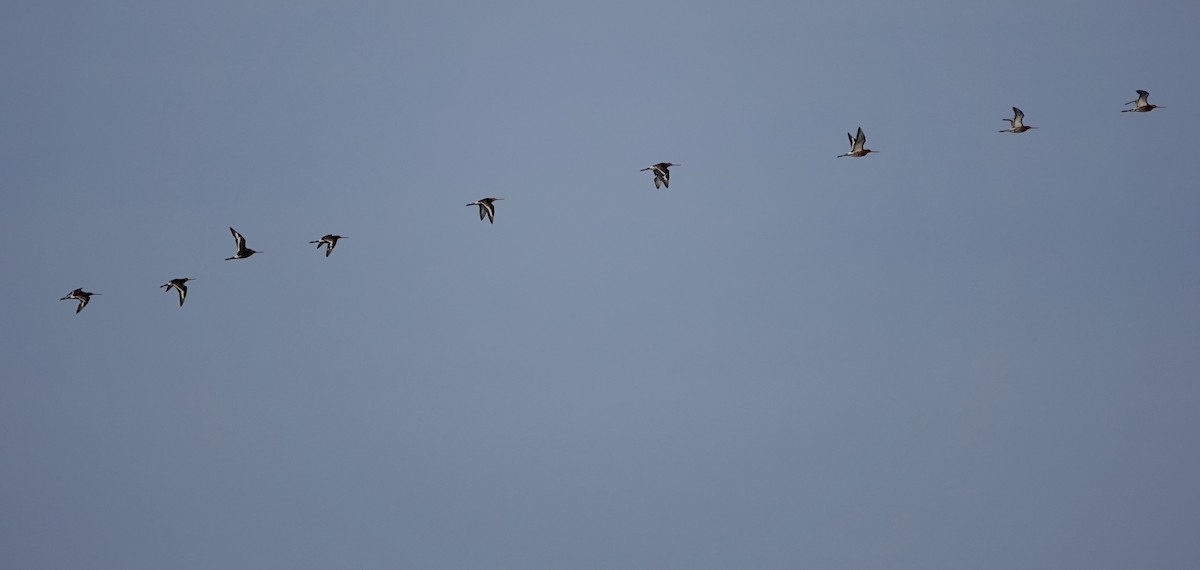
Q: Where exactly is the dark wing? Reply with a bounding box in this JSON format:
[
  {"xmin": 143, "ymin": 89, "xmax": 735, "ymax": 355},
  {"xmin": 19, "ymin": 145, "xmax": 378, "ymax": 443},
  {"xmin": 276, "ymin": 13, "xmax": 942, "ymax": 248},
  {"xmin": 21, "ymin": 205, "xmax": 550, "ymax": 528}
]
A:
[{"xmin": 230, "ymin": 227, "xmax": 246, "ymax": 249}]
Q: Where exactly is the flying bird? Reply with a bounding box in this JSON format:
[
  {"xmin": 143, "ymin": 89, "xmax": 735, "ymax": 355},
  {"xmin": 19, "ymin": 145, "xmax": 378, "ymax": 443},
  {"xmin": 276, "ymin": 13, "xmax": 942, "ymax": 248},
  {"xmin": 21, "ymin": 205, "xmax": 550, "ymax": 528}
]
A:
[
  {"xmin": 1123, "ymin": 90, "xmax": 1162, "ymax": 112},
  {"xmin": 1000, "ymin": 107, "xmax": 1037, "ymax": 133},
  {"xmin": 60, "ymin": 288, "xmax": 99, "ymax": 314},
  {"xmin": 640, "ymin": 163, "xmax": 677, "ymax": 189},
  {"xmin": 310, "ymin": 234, "xmax": 347, "ymax": 257},
  {"xmin": 467, "ymin": 198, "xmax": 502, "ymax": 224},
  {"xmin": 225, "ymin": 227, "xmax": 259, "ymax": 260},
  {"xmin": 160, "ymin": 278, "xmax": 194, "ymax": 307},
  {"xmin": 837, "ymin": 127, "xmax": 876, "ymax": 157}
]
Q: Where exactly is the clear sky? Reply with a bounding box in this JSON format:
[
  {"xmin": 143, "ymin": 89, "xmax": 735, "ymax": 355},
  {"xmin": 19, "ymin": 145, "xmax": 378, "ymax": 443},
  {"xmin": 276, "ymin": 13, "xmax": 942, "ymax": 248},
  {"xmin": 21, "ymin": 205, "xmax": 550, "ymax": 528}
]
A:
[{"xmin": 3, "ymin": 1, "xmax": 1199, "ymax": 568}]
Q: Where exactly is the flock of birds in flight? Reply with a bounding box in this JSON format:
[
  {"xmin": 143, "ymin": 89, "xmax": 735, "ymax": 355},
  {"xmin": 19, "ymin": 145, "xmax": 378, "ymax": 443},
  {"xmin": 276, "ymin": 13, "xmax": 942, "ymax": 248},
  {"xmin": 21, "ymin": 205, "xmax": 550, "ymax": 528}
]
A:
[{"xmin": 57, "ymin": 89, "xmax": 1165, "ymax": 314}]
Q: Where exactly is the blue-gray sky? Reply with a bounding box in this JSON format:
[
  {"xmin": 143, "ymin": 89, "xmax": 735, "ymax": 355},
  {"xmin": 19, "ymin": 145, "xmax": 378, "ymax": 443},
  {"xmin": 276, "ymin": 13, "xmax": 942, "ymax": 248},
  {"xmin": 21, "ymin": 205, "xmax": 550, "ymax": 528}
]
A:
[{"xmin": 3, "ymin": 1, "xmax": 1199, "ymax": 568}]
